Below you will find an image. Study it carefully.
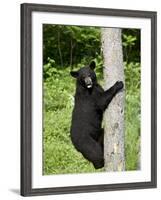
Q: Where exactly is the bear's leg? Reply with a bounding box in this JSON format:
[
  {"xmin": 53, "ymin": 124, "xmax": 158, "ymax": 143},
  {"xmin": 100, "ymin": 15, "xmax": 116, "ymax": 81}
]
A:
[
  {"xmin": 98, "ymin": 128, "xmax": 104, "ymax": 151},
  {"xmin": 79, "ymin": 136, "xmax": 104, "ymax": 169},
  {"xmin": 98, "ymin": 81, "xmax": 123, "ymax": 110}
]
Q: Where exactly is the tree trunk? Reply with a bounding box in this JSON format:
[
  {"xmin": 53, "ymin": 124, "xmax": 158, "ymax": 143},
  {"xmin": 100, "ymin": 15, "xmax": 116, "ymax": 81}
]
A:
[
  {"xmin": 57, "ymin": 29, "xmax": 63, "ymax": 67},
  {"xmin": 70, "ymin": 38, "xmax": 73, "ymax": 68},
  {"xmin": 101, "ymin": 28, "xmax": 125, "ymax": 171},
  {"xmin": 70, "ymin": 38, "xmax": 75, "ymax": 70}
]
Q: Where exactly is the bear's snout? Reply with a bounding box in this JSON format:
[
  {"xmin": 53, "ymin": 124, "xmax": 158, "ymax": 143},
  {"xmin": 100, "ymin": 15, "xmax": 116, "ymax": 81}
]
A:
[{"xmin": 84, "ymin": 77, "xmax": 93, "ymax": 88}]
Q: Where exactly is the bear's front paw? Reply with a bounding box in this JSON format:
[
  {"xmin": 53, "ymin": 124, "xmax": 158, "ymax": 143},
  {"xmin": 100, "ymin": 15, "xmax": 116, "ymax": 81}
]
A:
[{"xmin": 115, "ymin": 81, "xmax": 124, "ymax": 91}]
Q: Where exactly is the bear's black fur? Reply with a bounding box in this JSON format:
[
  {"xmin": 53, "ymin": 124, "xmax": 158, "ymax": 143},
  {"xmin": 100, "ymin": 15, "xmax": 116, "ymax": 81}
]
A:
[{"xmin": 70, "ymin": 61, "xmax": 123, "ymax": 169}]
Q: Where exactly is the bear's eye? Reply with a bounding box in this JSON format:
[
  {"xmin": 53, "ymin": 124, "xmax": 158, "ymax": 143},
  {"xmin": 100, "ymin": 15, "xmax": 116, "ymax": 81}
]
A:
[
  {"xmin": 86, "ymin": 74, "xmax": 91, "ymax": 77},
  {"xmin": 82, "ymin": 75, "xmax": 87, "ymax": 79}
]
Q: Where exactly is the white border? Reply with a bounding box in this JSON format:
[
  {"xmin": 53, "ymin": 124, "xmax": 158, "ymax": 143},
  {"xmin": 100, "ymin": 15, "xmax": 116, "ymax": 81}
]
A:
[{"xmin": 32, "ymin": 12, "xmax": 151, "ymax": 188}]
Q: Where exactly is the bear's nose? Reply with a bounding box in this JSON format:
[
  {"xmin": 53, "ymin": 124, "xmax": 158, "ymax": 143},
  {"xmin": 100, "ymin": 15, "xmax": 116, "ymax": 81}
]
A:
[{"xmin": 84, "ymin": 77, "xmax": 92, "ymax": 88}]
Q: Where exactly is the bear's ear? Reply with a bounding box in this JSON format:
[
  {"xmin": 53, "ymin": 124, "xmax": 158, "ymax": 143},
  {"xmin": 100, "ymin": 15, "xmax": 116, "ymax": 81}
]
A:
[
  {"xmin": 89, "ymin": 61, "xmax": 96, "ymax": 70},
  {"xmin": 70, "ymin": 71, "xmax": 79, "ymax": 78}
]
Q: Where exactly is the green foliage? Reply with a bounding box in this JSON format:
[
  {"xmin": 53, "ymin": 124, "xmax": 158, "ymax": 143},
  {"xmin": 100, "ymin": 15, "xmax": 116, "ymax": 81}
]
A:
[
  {"xmin": 43, "ymin": 25, "xmax": 102, "ymax": 67},
  {"xmin": 124, "ymin": 62, "xmax": 140, "ymax": 170},
  {"xmin": 122, "ymin": 29, "xmax": 140, "ymax": 63},
  {"xmin": 124, "ymin": 62, "xmax": 141, "ymax": 93}
]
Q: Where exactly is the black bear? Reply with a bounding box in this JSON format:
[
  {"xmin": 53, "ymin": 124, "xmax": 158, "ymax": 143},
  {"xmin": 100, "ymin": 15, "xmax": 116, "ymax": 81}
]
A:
[{"xmin": 70, "ymin": 61, "xmax": 123, "ymax": 169}]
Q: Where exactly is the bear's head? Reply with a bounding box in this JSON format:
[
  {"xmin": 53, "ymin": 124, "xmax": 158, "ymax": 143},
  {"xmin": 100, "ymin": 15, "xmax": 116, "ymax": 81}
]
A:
[{"xmin": 70, "ymin": 61, "xmax": 97, "ymax": 89}]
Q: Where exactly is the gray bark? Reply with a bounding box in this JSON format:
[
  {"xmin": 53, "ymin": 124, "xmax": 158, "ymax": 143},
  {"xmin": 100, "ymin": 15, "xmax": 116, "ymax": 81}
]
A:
[{"xmin": 101, "ymin": 28, "xmax": 125, "ymax": 171}]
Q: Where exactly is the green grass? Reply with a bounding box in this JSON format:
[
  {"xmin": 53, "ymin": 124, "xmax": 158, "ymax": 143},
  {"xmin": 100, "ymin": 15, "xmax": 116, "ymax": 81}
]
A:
[
  {"xmin": 124, "ymin": 62, "xmax": 141, "ymax": 170},
  {"xmin": 43, "ymin": 63, "xmax": 140, "ymax": 174}
]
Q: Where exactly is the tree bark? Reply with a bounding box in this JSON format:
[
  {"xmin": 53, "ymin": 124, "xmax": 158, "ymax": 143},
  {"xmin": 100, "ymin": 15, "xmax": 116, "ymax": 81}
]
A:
[{"xmin": 101, "ymin": 28, "xmax": 125, "ymax": 171}]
